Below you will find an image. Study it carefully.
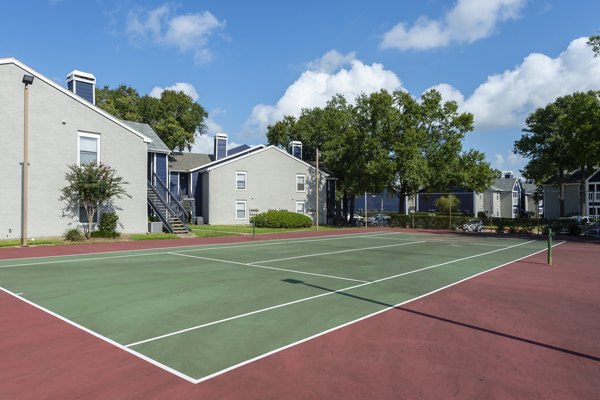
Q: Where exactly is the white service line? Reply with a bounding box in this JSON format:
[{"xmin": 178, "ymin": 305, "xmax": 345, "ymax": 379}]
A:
[
  {"xmin": 126, "ymin": 239, "xmax": 537, "ymax": 349},
  {"xmin": 192, "ymin": 240, "xmax": 565, "ymax": 385},
  {"xmin": 247, "ymin": 240, "xmax": 427, "ymax": 265},
  {"xmin": 167, "ymin": 252, "xmax": 369, "ymax": 283}
]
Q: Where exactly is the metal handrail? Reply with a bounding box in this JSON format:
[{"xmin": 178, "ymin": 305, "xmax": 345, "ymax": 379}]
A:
[
  {"xmin": 151, "ymin": 172, "xmax": 189, "ymax": 224},
  {"xmin": 147, "ymin": 187, "xmax": 174, "ymax": 234}
]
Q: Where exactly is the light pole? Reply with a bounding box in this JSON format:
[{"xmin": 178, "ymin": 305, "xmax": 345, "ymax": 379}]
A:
[{"xmin": 21, "ymin": 74, "xmax": 34, "ymax": 247}]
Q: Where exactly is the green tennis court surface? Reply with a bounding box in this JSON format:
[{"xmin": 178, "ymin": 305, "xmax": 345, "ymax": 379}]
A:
[{"xmin": 0, "ymin": 232, "xmax": 549, "ymax": 382}]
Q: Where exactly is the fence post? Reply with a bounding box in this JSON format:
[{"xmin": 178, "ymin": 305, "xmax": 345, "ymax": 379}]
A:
[{"xmin": 547, "ymin": 228, "xmax": 553, "ymax": 265}]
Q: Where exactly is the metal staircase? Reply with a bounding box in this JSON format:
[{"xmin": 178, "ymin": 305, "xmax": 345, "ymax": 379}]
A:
[{"xmin": 147, "ymin": 173, "xmax": 190, "ymax": 235}]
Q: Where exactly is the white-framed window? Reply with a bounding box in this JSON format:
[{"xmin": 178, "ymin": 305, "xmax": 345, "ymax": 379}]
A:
[
  {"xmin": 236, "ymin": 171, "xmax": 247, "ymax": 190},
  {"xmin": 79, "ymin": 206, "xmax": 98, "ymax": 224},
  {"xmin": 296, "ymin": 174, "xmax": 306, "ymax": 192},
  {"xmin": 296, "ymin": 201, "xmax": 305, "ymax": 214},
  {"xmin": 78, "ymin": 132, "xmax": 100, "ymax": 165},
  {"xmin": 236, "ymin": 200, "xmax": 247, "ymax": 220}
]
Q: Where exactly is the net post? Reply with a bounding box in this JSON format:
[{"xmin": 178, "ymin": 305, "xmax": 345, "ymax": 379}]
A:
[{"xmin": 547, "ymin": 228, "xmax": 553, "ymax": 265}]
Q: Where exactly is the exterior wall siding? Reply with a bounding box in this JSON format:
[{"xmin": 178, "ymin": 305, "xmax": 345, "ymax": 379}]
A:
[
  {"xmin": 206, "ymin": 147, "xmax": 327, "ymax": 225},
  {"xmin": 0, "ymin": 62, "xmax": 147, "ymax": 239},
  {"xmin": 155, "ymin": 153, "xmax": 167, "ymax": 185}
]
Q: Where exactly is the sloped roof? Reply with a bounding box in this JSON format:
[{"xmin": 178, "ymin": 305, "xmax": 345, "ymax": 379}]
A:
[
  {"xmin": 120, "ymin": 120, "xmax": 169, "ymax": 153},
  {"xmin": 169, "ymin": 152, "xmax": 214, "ymax": 172},
  {"xmin": 522, "ymin": 182, "xmax": 539, "ymax": 194},
  {"xmin": 228, "ymin": 144, "xmax": 252, "ymax": 156},
  {"xmin": 490, "ymin": 178, "xmax": 518, "ymax": 192},
  {"xmin": 543, "ymin": 169, "xmax": 597, "ymax": 185},
  {"xmin": 0, "ymin": 57, "xmax": 151, "ymax": 143},
  {"xmin": 201, "ymin": 145, "xmax": 329, "ymax": 176}
]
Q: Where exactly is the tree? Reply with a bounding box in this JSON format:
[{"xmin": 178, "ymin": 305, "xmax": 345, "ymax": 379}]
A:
[
  {"xmin": 515, "ymin": 91, "xmax": 600, "ymax": 216},
  {"xmin": 588, "ymin": 35, "xmax": 600, "ymax": 56},
  {"xmin": 387, "ymin": 89, "xmax": 494, "ymax": 213},
  {"xmin": 95, "ymin": 85, "xmax": 208, "ymax": 152},
  {"xmin": 435, "ymin": 194, "xmax": 460, "ymax": 214},
  {"xmin": 60, "ymin": 163, "xmax": 130, "ymax": 239}
]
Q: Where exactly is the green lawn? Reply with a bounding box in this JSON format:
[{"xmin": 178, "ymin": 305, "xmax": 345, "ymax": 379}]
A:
[
  {"xmin": 0, "ymin": 238, "xmax": 62, "ymax": 248},
  {"xmin": 189, "ymin": 224, "xmax": 339, "ymax": 236}
]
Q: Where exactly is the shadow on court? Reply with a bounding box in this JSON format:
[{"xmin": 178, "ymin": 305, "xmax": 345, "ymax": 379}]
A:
[{"xmin": 282, "ymin": 278, "xmax": 600, "ymax": 363}]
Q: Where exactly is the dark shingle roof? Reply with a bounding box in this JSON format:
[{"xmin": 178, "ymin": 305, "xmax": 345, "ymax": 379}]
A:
[
  {"xmin": 168, "ymin": 152, "xmax": 214, "ymax": 172},
  {"xmin": 120, "ymin": 120, "xmax": 170, "ymax": 153}
]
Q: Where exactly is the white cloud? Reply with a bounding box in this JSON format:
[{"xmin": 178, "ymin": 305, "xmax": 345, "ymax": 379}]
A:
[
  {"xmin": 381, "ymin": 0, "xmax": 526, "ymax": 50},
  {"xmin": 190, "ymin": 132, "xmax": 241, "ymax": 154},
  {"xmin": 426, "ymin": 83, "xmax": 465, "ymax": 105},
  {"xmin": 243, "ymin": 51, "xmax": 403, "ymax": 139},
  {"xmin": 126, "ymin": 4, "xmax": 225, "ymax": 64},
  {"xmin": 461, "ymin": 37, "xmax": 600, "ymax": 129},
  {"xmin": 150, "ymin": 82, "xmax": 200, "ymax": 101}
]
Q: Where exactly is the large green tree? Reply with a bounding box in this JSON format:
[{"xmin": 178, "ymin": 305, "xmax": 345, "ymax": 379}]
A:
[
  {"xmin": 514, "ymin": 91, "xmax": 600, "ymax": 216},
  {"xmin": 267, "ymin": 89, "xmax": 495, "ymax": 220},
  {"xmin": 95, "ymin": 85, "xmax": 208, "ymax": 151}
]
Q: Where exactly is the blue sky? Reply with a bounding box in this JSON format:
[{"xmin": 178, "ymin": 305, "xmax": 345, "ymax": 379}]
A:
[{"xmin": 2, "ymin": 0, "xmax": 600, "ymax": 176}]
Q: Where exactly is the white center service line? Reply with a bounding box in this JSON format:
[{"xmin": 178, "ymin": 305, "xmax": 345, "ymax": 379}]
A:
[
  {"xmin": 167, "ymin": 252, "xmax": 369, "ymax": 283},
  {"xmin": 125, "ymin": 239, "xmax": 536, "ymax": 348}
]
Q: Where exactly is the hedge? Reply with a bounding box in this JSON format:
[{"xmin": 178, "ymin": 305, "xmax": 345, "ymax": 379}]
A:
[{"xmin": 252, "ymin": 210, "xmax": 312, "ymax": 229}]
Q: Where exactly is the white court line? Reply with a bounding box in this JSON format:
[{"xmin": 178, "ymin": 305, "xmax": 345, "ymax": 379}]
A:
[
  {"xmin": 0, "ymin": 286, "xmax": 198, "ymax": 384},
  {"xmin": 248, "ymin": 240, "xmax": 427, "ymax": 265},
  {"xmin": 0, "ymin": 231, "xmax": 399, "ymax": 269},
  {"xmin": 1, "ymin": 239, "xmax": 562, "ymax": 384},
  {"xmin": 125, "ymin": 239, "xmax": 537, "ymax": 348},
  {"xmin": 168, "ymin": 252, "xmax": 369, "ymax": 283},
  {"xmin": 361, "ymin": 235, "xmax": 510, "ymax": 247},
  {"xmin": 192, "ymin": 241, "xmax": 565, "ymax": 384}
]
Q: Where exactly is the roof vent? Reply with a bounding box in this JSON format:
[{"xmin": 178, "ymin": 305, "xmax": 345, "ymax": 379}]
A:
[
  {"xmin": 66, "ymin": 70, "xmax": 96, "ymax": 105},
  {"xmin": 214, "ymin": 133, "xmax": 228, "ymax": 160}
]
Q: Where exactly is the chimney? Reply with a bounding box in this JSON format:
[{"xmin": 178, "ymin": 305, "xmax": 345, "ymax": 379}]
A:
[
  {"xmin": 214, "ymin": 133, "xmax": 228, "ymax": 160},
  {"xmin": 288, "ymin": 141, "xmax": 302, "ymax": 159},
  {"xmin": 66, "ymin": 70, "xmax": 96, "ymax": 104}
]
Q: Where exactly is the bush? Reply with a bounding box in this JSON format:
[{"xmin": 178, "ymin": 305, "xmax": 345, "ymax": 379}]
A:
[
  {"xmin": 252, "ymin": 210, "xmax": 312, "ymax": 228},
  {"xmin": 64, "ymin": 228, "xmax": 84, "ymax": 242},
  {"xmin": 99, "ymin": 212, "xmax": 119, "ymax": 233},
  {"xmin": 90, "ymin": 230, "xmax": 120, "ymax": 238}
]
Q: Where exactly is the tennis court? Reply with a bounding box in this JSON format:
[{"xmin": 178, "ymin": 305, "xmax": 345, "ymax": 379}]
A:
[{"xmin": 0, "ymin": 231, "xmax": 555, "ymax": 383}]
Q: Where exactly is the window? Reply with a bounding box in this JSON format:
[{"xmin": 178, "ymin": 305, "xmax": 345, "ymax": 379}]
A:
[
  {"xmin": 78, "ymin": 132, "xmax": 100, "ymax": 165},
  {"xmin": 296, "ymin": 201, "xmax": 305, "ymax": 214},
  {"xmin": 296, "ymin": 174, "xmax": 306, "ymax": 192},
  {"xmin": 79, "ymin": 206, "xmax": 98, "ymax": 224},
  {"xmin": 236, "ymin": 171, "xmax": 247, "ymax": 190},
  {"xmin": 236, "ymin": 201, "xmax": 246, "ymax": 220}
]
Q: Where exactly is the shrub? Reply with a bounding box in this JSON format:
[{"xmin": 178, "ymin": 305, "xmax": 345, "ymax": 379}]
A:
[
  {"xmin": 99, "ymin": 212, "xmax": 119, "ymax": 233},
  {"xmin": 64, "ymin": 228, "xmax": 84, "ymax": 242},
  {"xmin": 90, "ymin": 230, "xmax": 120, "ymax": 238},
  {"xmin": 252, "ymin": 210, "xmax": 312, "ymax": 228}
]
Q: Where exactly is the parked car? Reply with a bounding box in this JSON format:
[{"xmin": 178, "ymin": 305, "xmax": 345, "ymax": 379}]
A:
[
  {"xmin": 459, "ymin": 219, "xmax": 483, "ymax": 232},
  {"xmin": 367, "ymin": 213, "xmax": 391, "ymax": 226},
  {"xmin": 347, "ymin": 214, "xmax": 365, "ymax": 223}
]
